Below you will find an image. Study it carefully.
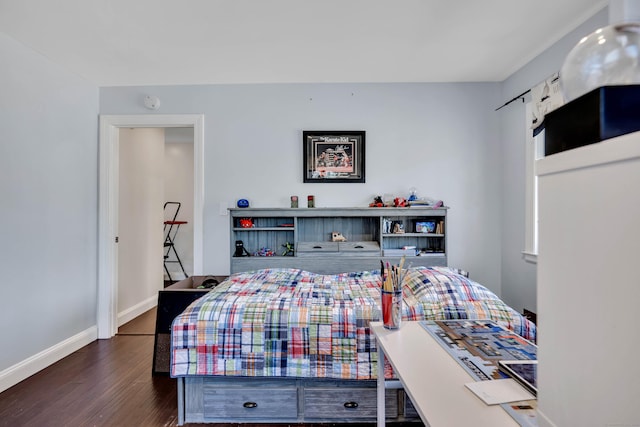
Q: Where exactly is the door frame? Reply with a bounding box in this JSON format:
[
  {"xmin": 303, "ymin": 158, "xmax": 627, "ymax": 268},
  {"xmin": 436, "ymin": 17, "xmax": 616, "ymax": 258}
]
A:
[{"xmin": 98, "ymin": 114, "xmax": 204, "ymax": 339}]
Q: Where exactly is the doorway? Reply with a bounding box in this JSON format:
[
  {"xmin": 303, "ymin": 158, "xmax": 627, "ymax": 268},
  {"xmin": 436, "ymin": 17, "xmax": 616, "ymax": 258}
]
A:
[
  {"xmin": 98, "ymin": 115, "xmax": 204, "ymax": 339},
  {"xmin": 117, "ymin": 127, "xmax": 196, "ymax": 329}
]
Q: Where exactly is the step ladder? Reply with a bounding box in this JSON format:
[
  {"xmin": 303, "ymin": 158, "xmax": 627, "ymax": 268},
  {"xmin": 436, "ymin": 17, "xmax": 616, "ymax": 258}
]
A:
[{"xmin": 163, "ymin": 202, "xmax": 188, "ymax": 283}]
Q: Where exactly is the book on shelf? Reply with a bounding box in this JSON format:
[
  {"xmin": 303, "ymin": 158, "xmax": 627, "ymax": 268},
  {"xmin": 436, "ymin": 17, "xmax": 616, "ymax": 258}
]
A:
[{"xmin": 408, "ymin": 199, "xmax": 444, "ymax": 208}]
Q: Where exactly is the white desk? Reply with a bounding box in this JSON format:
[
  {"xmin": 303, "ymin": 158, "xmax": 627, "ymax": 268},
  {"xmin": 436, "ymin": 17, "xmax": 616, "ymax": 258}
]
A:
[{"xmin": 372, "ymin": 321, "xmax": 518, "ymax": 427}]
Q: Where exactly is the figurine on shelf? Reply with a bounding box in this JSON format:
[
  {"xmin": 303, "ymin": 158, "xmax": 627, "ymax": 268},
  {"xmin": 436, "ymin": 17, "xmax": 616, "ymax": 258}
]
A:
[
  {"xmin": 393, "ymin": 222, "xmax": 405, "ymax": 234},
  {"xmin": 253, "ymin": 247, "xmax": 275, "ymax": 257},
  {"xmin": 393, "ymin": 197, "xmax": 408, "ymax": 207},
  {"xmin": 408, "ymin": 187, "xmax": 418, "ymax": 201},
  {"xmin": 369, "ymin": 195, "xmax": 384, "ymax": 208},
  {"xmin": 331, "ymin": 231, "xmax": 347, "ymax": 242},
  {"xmin": 239, "ymin": 218, "xmax": 254, "ymax": 228},
  {"xmin": 282, "ymin": 242, "xmax": 294, "ymax": 256}
]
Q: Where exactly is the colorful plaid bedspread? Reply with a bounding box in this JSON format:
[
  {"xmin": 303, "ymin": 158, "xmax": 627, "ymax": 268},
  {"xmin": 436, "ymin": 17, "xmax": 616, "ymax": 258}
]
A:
[{"xmin": 171, "ymin": 267, "xmax": 536, "ymax": 379}]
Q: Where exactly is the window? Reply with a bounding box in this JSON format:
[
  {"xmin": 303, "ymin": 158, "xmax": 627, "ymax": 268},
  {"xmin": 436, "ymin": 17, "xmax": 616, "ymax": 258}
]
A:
[{"xmin": 523, "ymin": 103, "xmax": 544, "ymax": 263}]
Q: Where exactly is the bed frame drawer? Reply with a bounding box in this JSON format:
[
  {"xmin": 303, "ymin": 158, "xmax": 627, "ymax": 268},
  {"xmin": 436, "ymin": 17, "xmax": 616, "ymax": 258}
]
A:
[
  {"xmin": 202, "ymin": 381, "xmax": 298, "ymax": 420},
  {"xmin": 303, "ymin": 387, "xmax": 398, "ymax": 420},
  {"xmin": 180, "ymin": 377, "xmax": 415, "ymax": 424}
]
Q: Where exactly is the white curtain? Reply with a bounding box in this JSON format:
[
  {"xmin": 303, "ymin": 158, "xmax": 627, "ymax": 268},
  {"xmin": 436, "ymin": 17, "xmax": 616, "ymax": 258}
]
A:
[{"xmin": 530, "ymin": 72, "xmax": 564, "ymax": 135}]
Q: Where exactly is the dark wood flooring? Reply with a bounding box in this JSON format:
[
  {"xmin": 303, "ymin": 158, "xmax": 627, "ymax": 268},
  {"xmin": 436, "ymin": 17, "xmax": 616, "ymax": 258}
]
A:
[
  {"xmin": 117, "ymin": 307, "xmax": 157, "ymax": 335},
  {"xmin": 0, "ymin": 313, "xmax": 393, "ymax": 427},
  {"xmin": 0, "ymin": 335, "xmax": 182, "ymax": 427}
]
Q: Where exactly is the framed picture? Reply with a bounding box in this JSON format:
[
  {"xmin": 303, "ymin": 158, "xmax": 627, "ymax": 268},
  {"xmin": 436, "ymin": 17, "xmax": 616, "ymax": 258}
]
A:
[
  {"xmin": 303, "ymin": 130, "xmax": 365, "ymax": 183},
  {"xmin": 415, "ymin": 221, "xmax": 437, "ymax": 233}
]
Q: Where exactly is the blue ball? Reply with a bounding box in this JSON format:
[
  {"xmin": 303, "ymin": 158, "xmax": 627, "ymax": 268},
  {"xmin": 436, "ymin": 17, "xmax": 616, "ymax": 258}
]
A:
[{"xmin": 237, "ymin": 199, "xmax": 250, "ymax": 208}]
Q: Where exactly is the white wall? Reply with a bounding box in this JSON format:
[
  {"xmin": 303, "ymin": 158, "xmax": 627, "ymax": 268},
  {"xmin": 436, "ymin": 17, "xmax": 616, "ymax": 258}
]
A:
[
  {"xmin": 537, "ymin": 133, "xmax": 640, "ymax": 427},
  {"xmin": 100, "ymin": 83, "xmax": 504, "ymax": 294},
  {"xmin": 164, "ymin": 131, "xmax": 194, "ymax": 279},
  {"xmin": 0, "ymin": 32, "xmax": 98, "ymax": 387},
  {"xmin": 117, "ymin": 128, "xmax": 165, "ymax": 325},
  {"xmin": 497, "ymin": 7, "xmax": 608, "ymax": 313}
]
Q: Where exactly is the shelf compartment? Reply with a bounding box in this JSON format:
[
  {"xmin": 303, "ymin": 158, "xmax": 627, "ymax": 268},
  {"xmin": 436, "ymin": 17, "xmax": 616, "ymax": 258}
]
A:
[
  {"xmin": 383, "ymin": 216, "xmax": 444, "ymax": 234},
  {"xmin": 298, "ymin": 217, "xmax": 378, "ymax": 242},
  {"xmin": 382, "ymin": 236, "xmax": 444, "ymax": 254},
  {"xmin": 233, "ymin": 217, "xmax": 295, "ymax": 229},
  {"xmin": 234, "ymin": 229, "xmax": 295, "ymax": 257}
]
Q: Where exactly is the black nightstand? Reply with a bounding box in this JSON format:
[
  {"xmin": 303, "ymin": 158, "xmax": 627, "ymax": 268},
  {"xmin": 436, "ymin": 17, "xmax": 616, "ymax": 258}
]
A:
[{"xmin": 152, "ymin": 275, "xmax": 227, "ymax": 376}]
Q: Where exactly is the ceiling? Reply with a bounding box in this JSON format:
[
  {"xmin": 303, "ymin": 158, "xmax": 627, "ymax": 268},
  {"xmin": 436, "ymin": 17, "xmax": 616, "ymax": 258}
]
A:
[{"xmin": 0, "ymin": 0, "xmax": 608, "ymax": 87}]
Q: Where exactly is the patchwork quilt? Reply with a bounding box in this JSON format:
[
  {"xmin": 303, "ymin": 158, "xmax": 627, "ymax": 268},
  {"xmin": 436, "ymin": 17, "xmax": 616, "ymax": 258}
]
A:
[{"xmin": 171, "ymin": 267, "xmax": 536, "ymax": 379}]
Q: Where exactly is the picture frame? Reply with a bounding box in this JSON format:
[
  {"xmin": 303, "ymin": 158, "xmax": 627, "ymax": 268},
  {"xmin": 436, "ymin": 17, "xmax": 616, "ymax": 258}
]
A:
[
  {"xmin": 303, "ymin": 130, "xmax": 365, "ymax": 183},
  {"xmin": 415, "ymin": 220, "xmax": 437, "ymax": 233}
]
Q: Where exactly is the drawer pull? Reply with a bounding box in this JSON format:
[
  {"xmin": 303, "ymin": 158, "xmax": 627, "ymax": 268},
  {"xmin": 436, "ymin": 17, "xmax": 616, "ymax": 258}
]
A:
[
  {"xmin": 354, "ymin": 245, "xmax": 364, "ymax": 249},
  {"xmin": 243, "ymin": 401, "xmax": 258, "ymax": 409},
  {"xmin": 344, "ymin": 401, "xmax": 359, "ymax": 409},
  {"xmin": 313, "ymin": 245, "xmax": 323, "ymax": 249}
]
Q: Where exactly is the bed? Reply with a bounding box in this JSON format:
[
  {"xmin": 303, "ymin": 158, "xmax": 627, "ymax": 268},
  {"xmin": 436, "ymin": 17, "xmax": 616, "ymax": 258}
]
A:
[{"xmin": 171, "ymin": 266, "xmax": 536, "ymax": 424}]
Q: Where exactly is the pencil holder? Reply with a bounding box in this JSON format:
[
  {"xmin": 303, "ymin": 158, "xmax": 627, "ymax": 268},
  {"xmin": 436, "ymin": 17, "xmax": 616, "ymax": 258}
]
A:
[{"xmin": 381, "ymin": 289, "xmax": 402, "ymax": 329}]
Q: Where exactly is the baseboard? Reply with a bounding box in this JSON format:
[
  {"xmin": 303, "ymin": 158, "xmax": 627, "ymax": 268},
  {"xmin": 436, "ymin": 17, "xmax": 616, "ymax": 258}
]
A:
[
  {"xmin": 0, "ymin": 326, "xmax": 97, "ymax": 393},
  {"xmin": 117, "ymin": 295, "xmax": 158, "ymax": 327}
]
